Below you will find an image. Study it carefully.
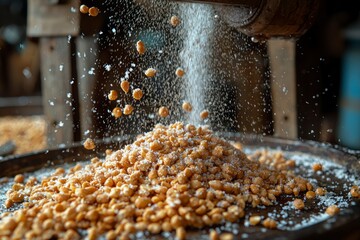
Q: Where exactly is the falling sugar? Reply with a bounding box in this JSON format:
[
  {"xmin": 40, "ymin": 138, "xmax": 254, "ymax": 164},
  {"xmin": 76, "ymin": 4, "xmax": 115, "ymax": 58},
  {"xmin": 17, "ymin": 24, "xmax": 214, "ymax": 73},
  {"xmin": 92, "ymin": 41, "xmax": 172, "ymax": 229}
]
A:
[{"xmin": 180, "ymin": 4, "xmax": 214, "ymax": 125}]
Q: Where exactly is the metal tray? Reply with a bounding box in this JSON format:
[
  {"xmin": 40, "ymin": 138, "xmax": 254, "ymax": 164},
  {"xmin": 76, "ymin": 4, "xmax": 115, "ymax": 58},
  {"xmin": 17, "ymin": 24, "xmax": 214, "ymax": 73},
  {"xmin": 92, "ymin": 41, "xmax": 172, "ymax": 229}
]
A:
[{"xmin": 0, "ymin": 133, "xmax": 359, "ymax": 240}]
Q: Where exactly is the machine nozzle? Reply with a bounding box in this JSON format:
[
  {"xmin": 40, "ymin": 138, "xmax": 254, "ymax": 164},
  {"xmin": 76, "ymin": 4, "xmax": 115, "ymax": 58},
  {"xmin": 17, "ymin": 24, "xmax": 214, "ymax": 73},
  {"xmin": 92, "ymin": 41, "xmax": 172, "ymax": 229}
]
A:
[{"xmin": 173, "ymin": 0, "xmax": 320, "ymax": 39}]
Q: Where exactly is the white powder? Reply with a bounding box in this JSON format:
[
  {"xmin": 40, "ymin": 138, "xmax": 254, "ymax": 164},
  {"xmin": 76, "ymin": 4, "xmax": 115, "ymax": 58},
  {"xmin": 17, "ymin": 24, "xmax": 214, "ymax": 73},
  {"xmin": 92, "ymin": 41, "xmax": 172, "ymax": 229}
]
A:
[{"xmin": 179, "ymin": 4, "xmax": 215, "ymax": 125}]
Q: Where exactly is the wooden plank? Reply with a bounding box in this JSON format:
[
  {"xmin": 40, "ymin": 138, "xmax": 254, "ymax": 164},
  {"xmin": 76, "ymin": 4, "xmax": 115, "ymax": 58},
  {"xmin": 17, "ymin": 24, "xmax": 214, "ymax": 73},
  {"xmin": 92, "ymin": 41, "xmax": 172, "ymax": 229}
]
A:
[
  {"xmin": 76, "ymin": 37, "xmax": 97, "ymax": 138},
  {"xmin": 0, "ymin": 96, "xmax": 43, "ymax": 116},
  {"xmin": 267, "ymin": 39, "xmax": 298, "ymax": 139},
  {"xmin": 236, "ymin": 51, "xmax": 270, "ymax": 134},
  {"xmin": 40, "ymin": 37, "xmax": 74, "ymax": 146},
  {"xmin": 27, "ymin": 0, "xmax": 79, "ymax": 37}
]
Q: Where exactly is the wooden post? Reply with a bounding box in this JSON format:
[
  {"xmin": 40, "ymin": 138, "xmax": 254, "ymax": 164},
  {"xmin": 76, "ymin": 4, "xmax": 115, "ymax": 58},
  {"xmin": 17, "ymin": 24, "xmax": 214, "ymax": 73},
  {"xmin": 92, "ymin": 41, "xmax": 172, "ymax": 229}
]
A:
[
  {"xmin": 76, "ymin": 37, "xmax": 97, "ymax": 138},
  {"xmin": 40, "ymin": 38, "xmax": 74, "ymax": 145},
  {"xmin": 27, "ymin": 0, "xmax": 79, "ymax": 147},
  {"xmin": 0, "ymin": 47, "xmax": 3, "ymax": 95},
  {"xmin": 268, "ymin": 39, "xmax": 298, "ymax": 139}
]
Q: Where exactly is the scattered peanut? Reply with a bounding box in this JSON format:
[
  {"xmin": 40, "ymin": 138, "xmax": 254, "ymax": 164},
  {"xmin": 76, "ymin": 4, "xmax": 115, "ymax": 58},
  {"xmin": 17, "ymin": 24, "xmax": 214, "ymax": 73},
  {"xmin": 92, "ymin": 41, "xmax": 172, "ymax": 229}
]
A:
[
  {"xmin": 200, "ymin": 110, "xmax": 209, "ymax": 120},
  {"xmin": 158, "ymin": 106, "xmax": 170, "ymax": 118},
  {"xmin": 249, "ymin": 216, "xmax": 261, "ymax": 226},
  {"xmin": 4, "ymin": 199, "xmax": 13, "ymax": 209},
  {"xmin": 293, "ymin": 199, "xmax": 305, "ymax": 210},
  {"xmin": 170, "ymin": 15, "xmax": 181, "ymax": 27},
  {"xmin": 182, "ymin": 102, "xmax": 192, "ymax": 112},
  {"xmin": 145, "ymin": 68, "xmax": 157, "ymax": 78},
  {"xmin": 83, "ymin": 138, "xmax": 96, "ymax": 150},
  {"xmin": 120, "ymin": 81, "xmax": 130, "ymax": 94},
  {"xmin": 220, "ymin": 233, "xmax": 234, "ymax": 240},
  {"xmin": 175, "ymin": 68, "xmax": 185, "ymax": 77},
  {"xmin": 88, "ymin": 7, "xmax": 99, "ymax": 17},
  {"xmin": 123, "ymin": 105, "xmax": 134, "ymax": 115},
  {"xmin": 305, "ymin": 191, "xmax": 316, "ymax": 199},
  {"xmin": 312, "ymin": 163, "xmax": 323, "ymax": 172},
  {"xmin": 209, "ymin": 230, "xmax": 219, "ymax": 240},
  {"xmin": 315, "ymin": 187, "xmax": 326, "ymax": 196},
  {"xmin": 350, "ymin": 186, "xmax": 360, "ymax": 198},
  {"xmin": 108, "ymin": 90, "xmax": 118, "ymax": 101},
  {"xmin": 136, "ymin": 40, "xmax": 146, "ymax": 55},
  {"xmin": 262, "ymin": 218, "xmax": 277, "ymax": 229},
  {"xmin": 79, "ymin": 5, "xmax": 89, "ymax": 14},
  {"xmin": 231, "ymin": 142, "xmax": 242, "ymax": 150},
  {"xmin": 112, "ymin": 107, "xmax": 122, "ymax": 119},
  {"xmin": 132, "ymin": 88, "xmax": 143, "ymax": 101},
  {"xmin": 176, "ymin": 227, "xmax": 186, "ymax": 240},
  {"xmin": 325, "ymin": 205, "xmax": 340, "ymax": 216},
  {"xmin": 14, "ymin": 174, "xmax": 24, "ymax": 183}
]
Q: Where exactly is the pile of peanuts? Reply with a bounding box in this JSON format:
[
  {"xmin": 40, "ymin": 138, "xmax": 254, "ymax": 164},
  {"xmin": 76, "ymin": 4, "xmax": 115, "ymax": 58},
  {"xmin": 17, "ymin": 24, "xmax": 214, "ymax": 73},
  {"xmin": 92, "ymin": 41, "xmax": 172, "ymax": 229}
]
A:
[
  {"xmin": 0, "ymin": 122, "xmax": 337, "ymax": 240},
  {"xmin": 0, "ymin": 116, "xmax": 46, "ymax": 155}
]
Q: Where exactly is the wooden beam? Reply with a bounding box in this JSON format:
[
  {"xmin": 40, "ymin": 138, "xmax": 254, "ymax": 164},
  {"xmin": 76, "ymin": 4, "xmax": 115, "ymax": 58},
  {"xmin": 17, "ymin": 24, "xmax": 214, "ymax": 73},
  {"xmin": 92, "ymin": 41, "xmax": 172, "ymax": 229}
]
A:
[
  {"xmin": 27, "ymin": 0, "xmax": 79, "ymax": 37},
  {"xmin": 268, "ymin": 39, "xmax": 298, "ymax": 139}
]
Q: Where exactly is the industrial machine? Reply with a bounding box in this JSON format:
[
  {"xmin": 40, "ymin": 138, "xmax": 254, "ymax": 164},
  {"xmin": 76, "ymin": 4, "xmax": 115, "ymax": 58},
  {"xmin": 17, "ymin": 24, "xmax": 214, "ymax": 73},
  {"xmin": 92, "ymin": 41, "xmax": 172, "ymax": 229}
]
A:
[{"xmin": 174, "ymin": 0, "xmax": 320, "ymax": 39}]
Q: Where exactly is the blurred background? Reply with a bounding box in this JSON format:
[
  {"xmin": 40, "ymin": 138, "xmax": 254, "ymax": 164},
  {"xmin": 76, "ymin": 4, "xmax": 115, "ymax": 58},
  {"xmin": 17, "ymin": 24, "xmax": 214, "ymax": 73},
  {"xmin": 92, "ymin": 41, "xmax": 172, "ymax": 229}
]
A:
[{"xmin": 0, "ymin": 0, "xmax": 360, "ymax": 156}]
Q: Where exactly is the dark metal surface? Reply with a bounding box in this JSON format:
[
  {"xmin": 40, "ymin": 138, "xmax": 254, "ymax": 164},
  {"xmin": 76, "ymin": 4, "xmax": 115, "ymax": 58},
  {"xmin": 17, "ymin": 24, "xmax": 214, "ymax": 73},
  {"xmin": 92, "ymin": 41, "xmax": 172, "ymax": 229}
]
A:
[
  {"xmin": 0, "ymin": 141, "xmax": 16, "ymax": 157},
  {"xmin": 173, "ymin": 0, "xmax": 261, "ymax": 7},
  {"xmin": 0, "ymin": 135, "xmax": 132, "ymax": 177},
  {"xmin": 174, "ymin": 0, "xmax": 320, "ymax": 38},
  {"xmin": 0, "ymin": 134, "xmax": 359, "ymax": 240}
]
